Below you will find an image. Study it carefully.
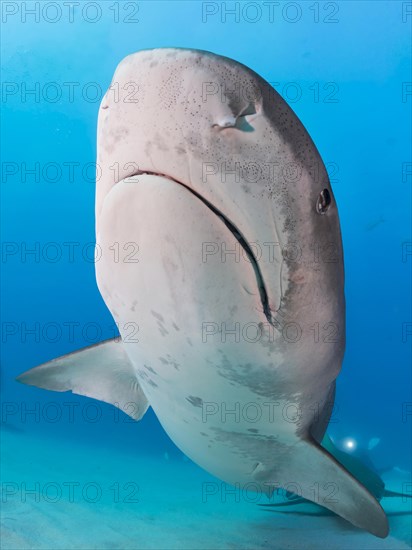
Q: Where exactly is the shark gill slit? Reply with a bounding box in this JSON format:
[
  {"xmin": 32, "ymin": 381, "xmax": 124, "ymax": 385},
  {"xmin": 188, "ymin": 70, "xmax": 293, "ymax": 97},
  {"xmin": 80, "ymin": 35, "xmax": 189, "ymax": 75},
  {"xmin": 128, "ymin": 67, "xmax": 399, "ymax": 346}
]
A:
[{"xmin": 129, "ymin": 170, "xmax": 274, "ymax": 326}]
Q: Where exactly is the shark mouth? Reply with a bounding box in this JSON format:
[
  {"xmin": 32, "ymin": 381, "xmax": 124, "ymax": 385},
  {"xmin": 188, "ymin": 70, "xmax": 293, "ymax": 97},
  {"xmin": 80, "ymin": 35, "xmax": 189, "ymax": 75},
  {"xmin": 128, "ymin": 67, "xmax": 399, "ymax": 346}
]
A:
[{"xmin": 129, "ymin": 170, "xmax": 274, "ymax": 326}]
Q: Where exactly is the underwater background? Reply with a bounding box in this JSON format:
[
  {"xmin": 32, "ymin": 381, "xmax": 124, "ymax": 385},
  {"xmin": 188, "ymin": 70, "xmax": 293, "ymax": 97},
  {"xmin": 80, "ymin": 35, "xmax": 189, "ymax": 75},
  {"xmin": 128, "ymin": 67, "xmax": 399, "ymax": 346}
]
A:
[{"xmin": 1, "ymin": 1, "xmax": 411, "ymax": 548}]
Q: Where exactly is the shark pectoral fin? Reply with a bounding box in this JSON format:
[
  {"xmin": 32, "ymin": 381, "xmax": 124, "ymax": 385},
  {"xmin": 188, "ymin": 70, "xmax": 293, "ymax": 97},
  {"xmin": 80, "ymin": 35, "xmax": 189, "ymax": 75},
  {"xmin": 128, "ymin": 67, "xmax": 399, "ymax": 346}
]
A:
[
  {"xmin": 261, "ymin": 439, "xmax": 389, "ymax": 538},
  {"xmin": 16, "ymin": 339, "xmax": 149, "ymax": 421}
]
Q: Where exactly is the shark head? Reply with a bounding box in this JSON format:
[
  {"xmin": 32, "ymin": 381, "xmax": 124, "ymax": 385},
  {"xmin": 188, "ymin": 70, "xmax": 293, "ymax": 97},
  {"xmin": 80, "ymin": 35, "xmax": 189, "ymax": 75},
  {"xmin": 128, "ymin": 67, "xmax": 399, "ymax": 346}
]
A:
[{"xmin": 96, "ymin": 48, "xmax": 345, "ymax": 393}]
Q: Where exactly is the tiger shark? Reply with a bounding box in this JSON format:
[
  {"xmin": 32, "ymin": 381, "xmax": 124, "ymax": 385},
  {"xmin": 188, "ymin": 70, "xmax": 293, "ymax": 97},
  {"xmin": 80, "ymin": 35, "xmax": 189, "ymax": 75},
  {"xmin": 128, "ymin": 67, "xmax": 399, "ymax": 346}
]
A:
[{"xmin": 18, "ymin": 48, "xmax": 389, "ymax": 537}]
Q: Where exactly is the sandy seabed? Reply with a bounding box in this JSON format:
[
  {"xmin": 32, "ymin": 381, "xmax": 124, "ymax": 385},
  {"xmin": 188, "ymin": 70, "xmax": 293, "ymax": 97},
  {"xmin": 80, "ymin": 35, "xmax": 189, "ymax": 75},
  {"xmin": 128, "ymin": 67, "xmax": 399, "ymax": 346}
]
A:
[{"xmin": 1, "ymin": 428, "xmax": 411, "ymax": 550}]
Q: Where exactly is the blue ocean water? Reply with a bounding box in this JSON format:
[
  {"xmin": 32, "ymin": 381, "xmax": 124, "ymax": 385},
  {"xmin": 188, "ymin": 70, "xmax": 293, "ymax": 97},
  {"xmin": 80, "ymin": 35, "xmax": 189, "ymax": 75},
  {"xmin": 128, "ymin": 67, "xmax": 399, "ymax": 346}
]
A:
[{"xmin": 1, "ymin": 1, "xmax": 411, "ymax": 548}]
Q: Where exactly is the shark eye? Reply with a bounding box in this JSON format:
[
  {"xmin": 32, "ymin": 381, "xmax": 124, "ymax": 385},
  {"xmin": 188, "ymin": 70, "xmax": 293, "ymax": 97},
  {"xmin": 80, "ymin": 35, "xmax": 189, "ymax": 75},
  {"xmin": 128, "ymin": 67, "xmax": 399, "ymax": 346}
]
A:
[{"xmin": 316, "ymin": 188, "xmax": 331, "ymax": 214}]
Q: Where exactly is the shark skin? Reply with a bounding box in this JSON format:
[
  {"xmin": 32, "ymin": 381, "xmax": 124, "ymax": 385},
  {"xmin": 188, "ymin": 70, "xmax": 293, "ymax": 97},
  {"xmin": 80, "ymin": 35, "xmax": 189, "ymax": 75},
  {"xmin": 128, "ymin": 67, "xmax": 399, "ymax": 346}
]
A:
[{"xmin": 17, "ymin": 48, "xmax": 388, "ymax": 538}]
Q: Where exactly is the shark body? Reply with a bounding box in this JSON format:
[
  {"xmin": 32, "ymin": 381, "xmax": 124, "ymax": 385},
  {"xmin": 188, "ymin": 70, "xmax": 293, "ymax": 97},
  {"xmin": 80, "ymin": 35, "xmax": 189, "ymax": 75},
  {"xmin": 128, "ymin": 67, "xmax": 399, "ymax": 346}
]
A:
[{"xmin": 18, "ymin": 48, "xmax": 389, "ymax": 538}]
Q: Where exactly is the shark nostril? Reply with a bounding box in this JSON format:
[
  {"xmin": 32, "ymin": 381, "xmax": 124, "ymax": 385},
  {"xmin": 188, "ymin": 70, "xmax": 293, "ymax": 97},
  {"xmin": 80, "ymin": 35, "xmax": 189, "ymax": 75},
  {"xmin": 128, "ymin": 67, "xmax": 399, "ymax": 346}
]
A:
[{"xmin": 212, "ymin": 104, "xmax": 259, "ymax": 132}]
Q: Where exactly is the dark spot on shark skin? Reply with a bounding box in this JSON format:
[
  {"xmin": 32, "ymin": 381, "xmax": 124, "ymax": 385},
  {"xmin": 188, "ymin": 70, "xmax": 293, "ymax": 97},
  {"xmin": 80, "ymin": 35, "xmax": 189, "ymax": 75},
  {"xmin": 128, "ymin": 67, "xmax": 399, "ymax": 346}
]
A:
[
  {"xmin": 170, "ymin": 359, "xmax": 180, "ymax": 370},
  {"xmin": 200, "ymin": 432, "xmax": 208, "ymax": 437},
  {"xmin": 139, "ymin": 365, "xmax": 159, "ymax": 388},
  {"xmin": 248, "ymin": 429, "xmax": 259, "ymax": 433},
  {"xmin": 144, "ymin": 364, "xmax": 157, "ymax": 375},
  {"xmin": 154, "ymin": 132, "xmax": 169, "ymax": 152},
  {"xmin": 157, "ymin": 354, "xmax": 180, "ymax": 370},
  {"xmin": 158, "ymin": 325, "xmax": 169, "ymax": 337},
  {"xmin": 172, "ymin": 323, "xmax": 180, "ymax": 331},
  {"xmin": 211, "ymin": 427, "xmax": 286, "ymax": 473},
  {"xmin": 151, "ymin": 310, "xmax": 164, "ymax": 323},
  {"xmin": 186, "ymin": 396, "xmax": 203, "ymax": 408},
  {"xmin": 215, "ymin": 351, "xmax": 295, "ymax": 401},
  {"xmin": 150, "ymin": 311, "xmax": 170, "ymax": 337}
]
